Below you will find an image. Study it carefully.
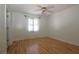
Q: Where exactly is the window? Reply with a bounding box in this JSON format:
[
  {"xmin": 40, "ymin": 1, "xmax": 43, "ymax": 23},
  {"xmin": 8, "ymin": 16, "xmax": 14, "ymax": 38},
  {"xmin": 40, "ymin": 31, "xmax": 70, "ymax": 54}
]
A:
[{"xmin": 28, "ymin": 18, "xmax": 39, "ymax": 32}]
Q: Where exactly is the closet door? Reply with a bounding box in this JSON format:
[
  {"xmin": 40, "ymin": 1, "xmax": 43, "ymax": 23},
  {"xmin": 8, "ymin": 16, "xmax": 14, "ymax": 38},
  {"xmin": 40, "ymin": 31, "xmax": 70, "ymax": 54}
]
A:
[{"xmin": 0, "ymin": 4, "xmax": 7, "ymax": 53}]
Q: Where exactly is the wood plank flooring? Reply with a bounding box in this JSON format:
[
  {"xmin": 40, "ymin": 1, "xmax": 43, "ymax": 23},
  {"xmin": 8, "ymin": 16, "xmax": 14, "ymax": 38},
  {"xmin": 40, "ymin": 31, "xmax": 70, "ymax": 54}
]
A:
[{"xmin": 7, "ymin": 37, "xmax": 79, "ymax": 54}]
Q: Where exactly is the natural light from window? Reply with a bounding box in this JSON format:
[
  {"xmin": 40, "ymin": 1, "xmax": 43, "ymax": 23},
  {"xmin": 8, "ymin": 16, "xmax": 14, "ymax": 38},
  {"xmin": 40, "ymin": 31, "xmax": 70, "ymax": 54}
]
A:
[{"xmin": 28, "ymin": 18, "xmax": 39, "ymax": 32}]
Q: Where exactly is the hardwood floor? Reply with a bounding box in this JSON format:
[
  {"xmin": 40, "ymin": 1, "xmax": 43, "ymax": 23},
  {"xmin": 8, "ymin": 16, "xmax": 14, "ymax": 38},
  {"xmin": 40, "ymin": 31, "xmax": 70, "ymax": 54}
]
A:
[{"xmin": 8, "ymin": 37, "xmax": 79, "ymax": 54}]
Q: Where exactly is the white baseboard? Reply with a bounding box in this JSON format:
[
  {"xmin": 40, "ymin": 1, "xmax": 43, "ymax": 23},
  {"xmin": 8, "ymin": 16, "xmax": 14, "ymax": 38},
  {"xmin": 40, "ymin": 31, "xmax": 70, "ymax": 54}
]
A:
[{"xmin": 49, "ymin": 36, "xmax": 79, "ymax": 46}]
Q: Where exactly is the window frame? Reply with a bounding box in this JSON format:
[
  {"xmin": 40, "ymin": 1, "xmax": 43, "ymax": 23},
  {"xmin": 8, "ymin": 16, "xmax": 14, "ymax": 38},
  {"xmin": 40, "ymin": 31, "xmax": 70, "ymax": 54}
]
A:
[{"xmin": 28, "ymin": 17, "xmax": 39, "ymax": 32}]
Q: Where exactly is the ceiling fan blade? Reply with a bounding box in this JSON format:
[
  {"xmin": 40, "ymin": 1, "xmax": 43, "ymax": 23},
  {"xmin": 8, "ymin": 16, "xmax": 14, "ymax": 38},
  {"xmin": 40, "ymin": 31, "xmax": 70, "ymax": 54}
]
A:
[
  {"xmin": 47, "ymin": 10, "xmax": 53, "ymax": 12},
  {"xmin": 37, "ymin": 5, "xmax": 42, "ymax": 8},
  {"xmin": 47, "ymin": 5, "xmax": 54, "ymax": 8},
  {"xmin": 34, "ymin": 9, "xmax": 41, "ymax": 11}
]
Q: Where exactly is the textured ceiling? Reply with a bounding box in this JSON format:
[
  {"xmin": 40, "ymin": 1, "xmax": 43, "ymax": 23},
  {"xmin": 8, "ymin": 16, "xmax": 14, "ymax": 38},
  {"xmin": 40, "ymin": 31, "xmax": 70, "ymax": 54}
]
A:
[{"xmin": 7, "ymin": 4, "xmax": 75, "ymax": 15}]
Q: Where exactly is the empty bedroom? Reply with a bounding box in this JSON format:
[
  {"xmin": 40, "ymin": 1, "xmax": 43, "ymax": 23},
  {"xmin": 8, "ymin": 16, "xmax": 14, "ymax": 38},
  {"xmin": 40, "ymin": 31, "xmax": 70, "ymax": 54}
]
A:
[{"xmin": 6, "ymin": 4, "xmax": 79, "ymax": 54}]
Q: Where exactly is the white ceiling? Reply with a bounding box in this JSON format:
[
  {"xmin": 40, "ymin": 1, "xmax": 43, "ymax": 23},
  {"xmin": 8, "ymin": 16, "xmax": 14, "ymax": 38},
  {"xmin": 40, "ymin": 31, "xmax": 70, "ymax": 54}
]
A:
[{"xmin": 7, "ymin": 4, "xmax": 75, "ymax": 15}]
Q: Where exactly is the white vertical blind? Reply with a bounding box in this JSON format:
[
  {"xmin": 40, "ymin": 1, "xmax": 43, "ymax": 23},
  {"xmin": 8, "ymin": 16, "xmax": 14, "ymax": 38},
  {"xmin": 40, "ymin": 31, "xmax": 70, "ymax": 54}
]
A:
[
  {"xmin": 34, "ymin": 18, "xmax": 39, "ymax": 32},
  {"xmin": 28, "ymin": 18, "xmax": 39, "ymax": 32},
  {"xmin": 28, "ymin": 18, "xmax": 33, "ymax": 32}
]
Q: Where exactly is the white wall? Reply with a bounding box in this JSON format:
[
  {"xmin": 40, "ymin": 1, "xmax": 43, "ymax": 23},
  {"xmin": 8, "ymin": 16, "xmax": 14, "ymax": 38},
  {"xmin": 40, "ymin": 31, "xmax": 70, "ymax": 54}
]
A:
[
  {"xmin": 8, "ymin": 11, "xmax": 49, "ymax": 44},
  {"xmin": 8, "ymin": 5, "xmax": 79, "ymax": 46},
  {"xmin": 49, "ymin": 5, "xmax": 79, "ymax": 46},
  {"xmin": 0, "ymin": 4, "xmax": 7, "ymax": 53}
]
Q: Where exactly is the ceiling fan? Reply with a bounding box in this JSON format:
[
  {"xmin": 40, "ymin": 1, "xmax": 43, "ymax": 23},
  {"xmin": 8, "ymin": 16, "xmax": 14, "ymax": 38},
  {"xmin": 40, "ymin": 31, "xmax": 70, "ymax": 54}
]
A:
[{"xmin": 36, "ymin": 5, "xmax": 54, "ymax": 15}]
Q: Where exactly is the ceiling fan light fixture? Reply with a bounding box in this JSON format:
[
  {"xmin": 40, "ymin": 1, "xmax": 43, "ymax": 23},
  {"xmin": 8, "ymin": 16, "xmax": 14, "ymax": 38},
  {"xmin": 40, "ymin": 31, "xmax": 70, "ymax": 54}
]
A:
[
  {"xmin": 42, "ymin": 11, "xmax": 46, "ymax": 15},
  {"xmin": 37, "ymin": 5, "xmax": 54, "ymax": 15},
  {"xmin": 42, "ymin": 7, "xmax": 47, "ymax": 11}
]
